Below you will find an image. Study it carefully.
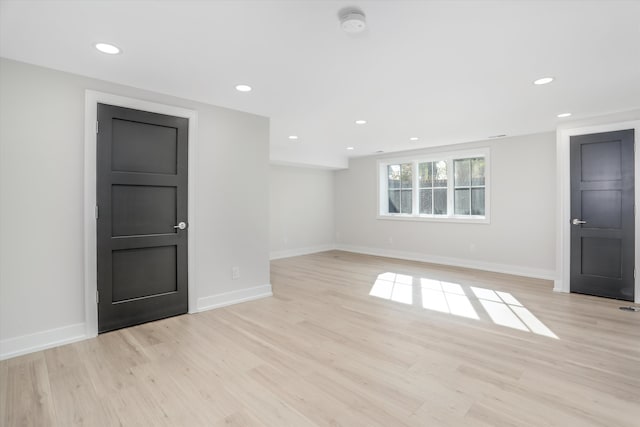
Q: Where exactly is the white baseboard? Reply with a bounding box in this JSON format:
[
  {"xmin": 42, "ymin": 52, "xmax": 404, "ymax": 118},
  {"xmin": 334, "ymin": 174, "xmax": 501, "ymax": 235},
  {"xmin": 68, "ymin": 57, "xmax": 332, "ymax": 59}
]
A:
[
  {"xmin": 270, "ymin": 244, "xmax": 336, "ymax": 260},
  {"xmin": 0, "ymin": 323, "xmax": 86, "ymax": 361},
  {"xmin": 196, "ymin": 284, "xmax": 273, "ymax": 312},
  {"xmin": 553, "ymin": 279, "xmax": 568, "ymax": 293},
  {"xmin": 335, "ymin": 244, "xmax": 556, "ymax": 281},
  {"xmin": 0, "ymin": 284, "xmax": 273, "ymax": 360}
]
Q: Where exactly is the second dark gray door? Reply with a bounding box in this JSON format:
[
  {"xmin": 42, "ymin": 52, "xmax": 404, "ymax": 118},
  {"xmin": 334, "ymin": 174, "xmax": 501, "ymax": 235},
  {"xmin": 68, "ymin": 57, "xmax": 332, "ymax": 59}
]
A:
[
  {"xmin": 570, "ymin": 129, "xmax": 634, "ymax": 301},
  {"xmin": 97, "ymin": 103, "xmax": 189, "ymax": 333}
]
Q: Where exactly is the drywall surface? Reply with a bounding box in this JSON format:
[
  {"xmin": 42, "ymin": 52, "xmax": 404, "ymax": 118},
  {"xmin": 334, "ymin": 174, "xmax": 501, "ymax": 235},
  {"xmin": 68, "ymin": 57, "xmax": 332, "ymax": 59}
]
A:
[
  {"xmin": 0, "ymin": 58, "xmax": 270, "ymax": 357},
  {"xmin": 334, "ymin": 133, "xmax": 556, "ymax": 278},
  {"xmin": 270, "ymin": 165, "xmax": 335, "ymax": 258}
]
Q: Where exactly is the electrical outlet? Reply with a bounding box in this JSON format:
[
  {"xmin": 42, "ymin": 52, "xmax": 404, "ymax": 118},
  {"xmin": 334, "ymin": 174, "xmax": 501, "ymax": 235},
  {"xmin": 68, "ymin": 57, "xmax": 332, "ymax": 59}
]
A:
[{"xmin": 232, "ymin": 266, "xmax": 240, "ymax": 280}]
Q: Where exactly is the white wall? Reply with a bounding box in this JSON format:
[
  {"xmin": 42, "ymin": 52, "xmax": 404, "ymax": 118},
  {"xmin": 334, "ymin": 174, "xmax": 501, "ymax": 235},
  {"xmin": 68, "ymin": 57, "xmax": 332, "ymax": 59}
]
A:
[
  {"xmin": 334, "ymin": 133, "xmax": 557, "ymax": 279},
  {"xmin": 270, "ymin": 165, "xmax": 335, "ymax": 259},
  {"xmin": 0, "ymin": 58, "xmax": 271, "ymax": 359}
]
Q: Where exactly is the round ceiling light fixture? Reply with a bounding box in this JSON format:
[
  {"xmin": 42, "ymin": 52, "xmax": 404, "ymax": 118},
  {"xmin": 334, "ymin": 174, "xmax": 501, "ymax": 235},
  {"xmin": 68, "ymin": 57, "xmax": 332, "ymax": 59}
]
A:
[
  {"xmin": 95, "ymin": 42, "xmax": 121, "ymax": 55},
  {"xmin": 557, "ymin": 112, "xmax": 572, "ymax": 118},
  {"xmin": 533, "ymin": 77, "xmax": 554, "ymax": 85},
  {"xmin": 235, "ymin": 84, "xmax": 252, "ymax": 92},
  {"xmin": 355, "ymin": 119, "xmax": 367, "ymax": 125},
  {"xmin": 340, "ymin": 9, "xmax": 366, "ymax": 33},
  {"xmin": 288, "ymin": 135, "xmax": 299, "ymax": 140}
]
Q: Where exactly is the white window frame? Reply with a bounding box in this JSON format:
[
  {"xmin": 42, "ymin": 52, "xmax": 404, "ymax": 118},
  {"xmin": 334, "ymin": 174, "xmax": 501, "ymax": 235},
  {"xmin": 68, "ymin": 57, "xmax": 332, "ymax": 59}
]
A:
[{"xmin": 377, "ymin": 147, "xmax": 491, "ymax": 224}]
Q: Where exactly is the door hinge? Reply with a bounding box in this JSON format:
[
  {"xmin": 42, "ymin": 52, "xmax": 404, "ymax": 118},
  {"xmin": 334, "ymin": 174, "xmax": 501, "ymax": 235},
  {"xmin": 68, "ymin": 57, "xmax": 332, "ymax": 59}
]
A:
[
  {"xmin": 95, "ymin": 205, "xmax": 99, "ymax": 220},
  {"xmin": 96, "ymin": 290, "xmax": 100, "ymax": 304},
  {"xmin": 96, "ymin": 120, "xmax": 99, "ymax": 134}
]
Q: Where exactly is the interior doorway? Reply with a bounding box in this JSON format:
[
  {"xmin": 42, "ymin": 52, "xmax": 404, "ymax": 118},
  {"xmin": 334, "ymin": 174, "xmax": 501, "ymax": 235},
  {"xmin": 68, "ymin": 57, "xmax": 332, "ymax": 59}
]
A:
[{"xmin": 569, "ymin": 129, "xmax": 634, "ymax": 301}]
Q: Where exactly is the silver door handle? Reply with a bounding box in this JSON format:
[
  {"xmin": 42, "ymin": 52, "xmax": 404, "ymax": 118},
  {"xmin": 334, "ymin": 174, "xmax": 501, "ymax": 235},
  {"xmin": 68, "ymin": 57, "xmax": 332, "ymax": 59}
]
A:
[
  {"xmin": 174, "ymin": 221, "xmax": 187, "ymax": 230},
  {"xmin": 572, "ymin": 218, "xmax": 587, "ymax": 225}
]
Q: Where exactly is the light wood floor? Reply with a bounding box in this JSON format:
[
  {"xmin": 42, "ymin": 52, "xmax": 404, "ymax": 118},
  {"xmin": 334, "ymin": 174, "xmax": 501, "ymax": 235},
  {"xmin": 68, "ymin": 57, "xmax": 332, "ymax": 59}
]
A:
[{"xmin": 2, "ymin": 251, "xmax": 640, "ymax": 426}]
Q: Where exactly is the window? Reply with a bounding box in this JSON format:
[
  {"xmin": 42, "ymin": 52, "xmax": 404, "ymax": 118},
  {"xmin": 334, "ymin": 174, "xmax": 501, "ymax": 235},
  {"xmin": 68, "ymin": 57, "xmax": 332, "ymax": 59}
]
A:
[
  {"xmin": 454, "ymin": 157, "xmax": 485, "ymax": 216},
  {"xmin": 418, "ymin": 160, "xmax": 447, "ymax": 215},
  {"xmin": 387, "ymin": 163, "xmax": 412, "ymax": 214},
  {"xmin": 378, "ymin": 148, "xmax": 490, "ymax": 222}
]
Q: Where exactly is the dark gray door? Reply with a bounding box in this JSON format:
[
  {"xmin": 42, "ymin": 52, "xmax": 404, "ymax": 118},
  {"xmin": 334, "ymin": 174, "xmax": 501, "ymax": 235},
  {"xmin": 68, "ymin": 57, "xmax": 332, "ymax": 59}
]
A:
[
  {"xmin": 97, "ymin": 103, "xmax": 188, "ymax": 333},
  {"xmin": 570, "ymin": 129, "xmax": 634, "ymax": 301}
]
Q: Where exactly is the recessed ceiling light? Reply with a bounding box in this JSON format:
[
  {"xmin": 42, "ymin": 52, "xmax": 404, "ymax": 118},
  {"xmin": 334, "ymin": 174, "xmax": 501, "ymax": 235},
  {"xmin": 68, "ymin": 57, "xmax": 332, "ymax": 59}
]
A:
[
  {"xmin": 95, "ymin": 43, "xmax": 120, "ymax": 55},
  {"xmin": 409, "ymin": 137, "xmax": 419, "ymax": 141},
  {"xmin": 533, "ymin": 77, "xmax": 554, "ymax": 85},
  {"xmin": 488, "ymin": 134, "xmax": 507, "ymax": 139},
  {"xmin": 235, "ymin": 84, "xmax": 252, "ymax": 92},
  {"xmin": 346, "ymin": 146, "xmax": 355, "ymax": 150},
  {"xmin": 288, "ymin": 135, "xmax": 299, "ymax": 140},
  {"xmin": 355, "ymin": 120, "xmax": 367, "ymax": 125},
  {"xmin": 557, "ymin": 112, "xmax": 572, "ymax": 118}
]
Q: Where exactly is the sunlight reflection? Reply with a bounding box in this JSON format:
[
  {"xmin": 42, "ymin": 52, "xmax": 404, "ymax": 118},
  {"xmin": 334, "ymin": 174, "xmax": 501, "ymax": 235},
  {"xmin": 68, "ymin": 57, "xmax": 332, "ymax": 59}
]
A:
[
  {"xmin": 420, "ymin": 278, "xmax": 479, "ymax": 319},
  {"xmin": 510, "ymin": 305, "xmax": 558, "ymax": 339},
  {"xmin": 470, "ymin": 286, "xmax": 502, "ymax": 302},
  {"xmin": 370, "ymin": 273, "xmax": 413, "ymax": 305},
  {"xmin": 421, "ymin": 288, "xmax": 449, "ymax": 313},
  {"xmin": 472, "ymin": 286, "xmax": 558, "ymax": 339},
  {"xmin": 496, "ymin": 291, "xmax": 522, "ymax": 306},
  {"xmin": 479, "ymin": 299, "xmax": 528, "ymax": 331},
  {"xmin": 391, "ymin": 283, "xmax": 413, "ymax": 305},
  {"xmin": 370, "ymin": 279, "xmax": 393, "ymax": 299},
  {"xmin": 442, "ymin": 281, "xmax": 465, "ymax": 295},
  {"xmin": 446, "ymin": 293, "xmax": 480, "ymax": 319},
  {"xmin": 370, "ymin": 273, "xmax": 558, "ymax": 339}
]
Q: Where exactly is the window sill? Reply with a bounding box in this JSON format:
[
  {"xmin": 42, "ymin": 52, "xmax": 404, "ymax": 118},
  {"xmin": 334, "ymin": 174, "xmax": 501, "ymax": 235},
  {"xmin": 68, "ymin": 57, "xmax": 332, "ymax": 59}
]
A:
[{"xmin": 377, "ymin": 214, "xmax": 490, "ymax": 224}]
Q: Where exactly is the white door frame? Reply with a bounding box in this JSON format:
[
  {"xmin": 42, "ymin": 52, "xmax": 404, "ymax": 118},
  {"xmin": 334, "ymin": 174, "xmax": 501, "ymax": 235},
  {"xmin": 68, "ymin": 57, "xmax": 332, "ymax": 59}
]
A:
[
  {"xmin": 555, "ymin": 120, "xmax": 640, "ymax": 304},
  {"xmin": 83, "ymin": 90, "xmax": 199, "ymax": 338}
]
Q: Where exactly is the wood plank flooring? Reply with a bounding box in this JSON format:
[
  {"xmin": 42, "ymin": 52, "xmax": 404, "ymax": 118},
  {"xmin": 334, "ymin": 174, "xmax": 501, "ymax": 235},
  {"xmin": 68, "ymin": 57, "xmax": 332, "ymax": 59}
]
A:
[{"xmin": 2, "ymin": 250, "xmax": 640, "ymax": 426}]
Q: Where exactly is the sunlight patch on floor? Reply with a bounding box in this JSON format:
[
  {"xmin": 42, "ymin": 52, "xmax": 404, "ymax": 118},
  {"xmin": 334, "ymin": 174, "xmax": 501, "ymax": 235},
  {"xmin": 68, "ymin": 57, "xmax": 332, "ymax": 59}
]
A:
[
  {"xmin": 370, "ymin": 273, "xmax": 413, "ymax": 304},
  {"xmin": 472, "ymin": 286, "xmax": 558, "ymax": 338},
  {"xmin": 420, "ymin": 278, "xmax": 479, "ymax": 319},
  {"xmin": 370, "ymin": 273, "xmax": 558, "ymax": 339}
]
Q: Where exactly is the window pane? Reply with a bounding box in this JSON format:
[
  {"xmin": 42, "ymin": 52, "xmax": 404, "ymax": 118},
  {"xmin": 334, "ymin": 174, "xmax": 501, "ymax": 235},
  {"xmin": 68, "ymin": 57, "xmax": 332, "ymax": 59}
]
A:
[
  {"xmin": 383, "ymin": 154, "xmax": 487, "ymax": 219},
  {"xmin": 434, "ymin": 161, "xmax": 447, "ymax": 187},
  {"xmin": 419, "ymin": 162, "xmax": 432, "ymax": 187},
  {"xmin": 454, "ymin": 159, "xmax": 470, "ymax": 187},
  {"xmin": 419, "ymin": 189, "xmax": 432, "ymax": 214},
  {"xmin": 388, "ymin": 190, "xmax": 400, "ymax": 213},
  {"xmin": 472, "ymin": 188, "xmax": 485, "ymax": 215},
  {"xmin": 434, "ymin": 188, "xmax": 447, "ymax": 215},
  {"xmin": 401, "ymin": 163, "xmax": 412, "ymax": 188},
  {"xmin": 455, "ymin": 189, "xmax": 470, "ymax": 215},
  {"xmin": 472, "ymin": 158, "xmax": 485, "ymax": 186},
  {"xmin": 388, "ymin": 164, "xmax": 400, "ymax": 189},
  {"xmin": 401, "ymin": 189, "xmax": 413, "ymax": 213}
]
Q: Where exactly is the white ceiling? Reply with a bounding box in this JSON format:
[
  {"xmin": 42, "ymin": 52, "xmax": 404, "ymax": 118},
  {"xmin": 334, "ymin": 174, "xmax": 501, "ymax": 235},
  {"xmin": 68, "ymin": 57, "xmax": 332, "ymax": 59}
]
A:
[{"xmin": 1, "ymin": 1, "xmax": 639, "ymax": 169}]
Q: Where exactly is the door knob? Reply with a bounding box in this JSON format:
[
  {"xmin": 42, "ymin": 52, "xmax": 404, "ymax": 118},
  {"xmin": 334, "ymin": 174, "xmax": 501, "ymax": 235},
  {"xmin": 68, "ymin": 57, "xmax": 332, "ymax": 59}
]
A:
[
  {"xmin": 174, "ymin": 221, "xmax": 187, "ymax": 230},
  {"xmin": 572, "ymin": 218, "xmax": 587, "ymax": 225}
]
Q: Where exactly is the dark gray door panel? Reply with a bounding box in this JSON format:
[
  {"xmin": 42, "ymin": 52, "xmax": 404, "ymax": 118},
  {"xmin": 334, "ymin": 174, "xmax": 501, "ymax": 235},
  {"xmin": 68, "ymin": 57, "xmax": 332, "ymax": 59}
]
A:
[
  {"xmin": 97, "ymin": 103, "xmax": 188, "ymax": 332},
  {"xmin": 570, "ymin": 129, "xmax": 634, "ymax": 301}
]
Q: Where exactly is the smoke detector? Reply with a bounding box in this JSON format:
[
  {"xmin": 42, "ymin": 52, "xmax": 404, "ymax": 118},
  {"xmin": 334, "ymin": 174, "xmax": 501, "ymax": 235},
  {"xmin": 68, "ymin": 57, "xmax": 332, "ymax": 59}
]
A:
[{"xmin": 340, "ymin": 9, "xmax": 366, "ymax": 33}]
